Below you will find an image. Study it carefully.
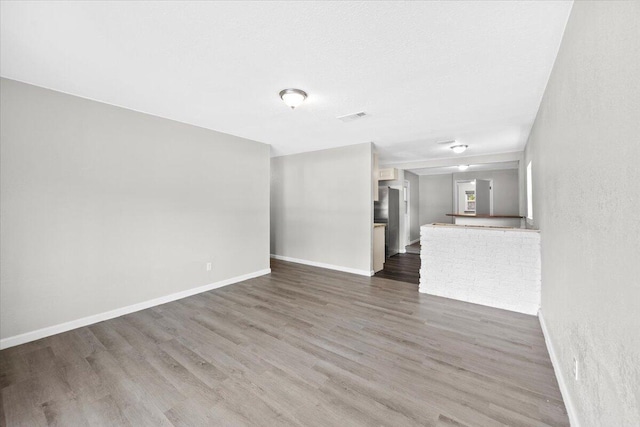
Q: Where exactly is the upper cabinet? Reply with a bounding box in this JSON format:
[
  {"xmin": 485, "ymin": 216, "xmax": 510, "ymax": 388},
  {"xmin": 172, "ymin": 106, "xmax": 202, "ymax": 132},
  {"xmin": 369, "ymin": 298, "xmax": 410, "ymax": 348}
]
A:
[{"xmin": 378, "ymin": 167, "xmax": 399, "ymax": 181}]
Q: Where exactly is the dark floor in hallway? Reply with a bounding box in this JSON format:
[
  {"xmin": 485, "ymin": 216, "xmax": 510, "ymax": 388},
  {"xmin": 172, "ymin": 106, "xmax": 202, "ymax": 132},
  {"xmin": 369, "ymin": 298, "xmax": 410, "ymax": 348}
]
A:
[
  {"xmin": 374, "ymin": 252, "xmax": 421, "ymax": 285},
  {"xmin": 405, "ymin": 241, "xmax": 421, "ymax": 254}
]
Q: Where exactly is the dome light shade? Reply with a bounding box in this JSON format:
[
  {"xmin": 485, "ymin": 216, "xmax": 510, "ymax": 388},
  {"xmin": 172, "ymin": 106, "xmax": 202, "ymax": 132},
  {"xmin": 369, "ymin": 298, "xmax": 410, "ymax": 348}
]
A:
[
  {"xmin": 279, "ymin": 88, "xmax": 307, "ymax": 109},
  {"xmin": 458, "ymin": 165, "xmax": 470, "ymax": 171},
  {"xmin": 451, "ymin": 144, "xmax": 468, "ymax": 154}
]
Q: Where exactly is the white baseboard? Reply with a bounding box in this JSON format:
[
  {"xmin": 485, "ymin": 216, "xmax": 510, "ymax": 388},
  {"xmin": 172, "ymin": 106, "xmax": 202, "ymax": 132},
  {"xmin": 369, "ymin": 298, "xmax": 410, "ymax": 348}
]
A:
[
  {"xmin": 0, "ymin": 268, "xmax": 271, "ymax": 350},
  {"xmin": 270, "ymin": 254, "xmax": 373, "ymax": 277},
  {"xmin": 538, "ymin": 310, "xmax": 581, "ymax": 427},
  {"xmin": 408, "ymin": 238, "xmax": 420, "ymax": 245}
]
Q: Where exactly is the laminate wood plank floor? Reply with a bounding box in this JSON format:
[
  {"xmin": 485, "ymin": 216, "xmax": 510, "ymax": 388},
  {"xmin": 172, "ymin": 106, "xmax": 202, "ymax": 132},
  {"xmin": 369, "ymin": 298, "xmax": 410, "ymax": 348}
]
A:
[
  {"xmin": 1, "ymin": 259, "xmax": 569, "ymax": 426},
  {"xmin": 374, "ymin": 252, "xmax": 421, "ymax": 285}
]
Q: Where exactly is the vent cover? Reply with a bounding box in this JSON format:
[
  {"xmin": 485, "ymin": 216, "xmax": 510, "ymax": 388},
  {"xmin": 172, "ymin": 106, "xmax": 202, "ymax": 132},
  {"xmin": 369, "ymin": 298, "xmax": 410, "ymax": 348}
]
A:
[{"xmin": 337, "ymin": 111, "xmax": 368, "ymax": 123}]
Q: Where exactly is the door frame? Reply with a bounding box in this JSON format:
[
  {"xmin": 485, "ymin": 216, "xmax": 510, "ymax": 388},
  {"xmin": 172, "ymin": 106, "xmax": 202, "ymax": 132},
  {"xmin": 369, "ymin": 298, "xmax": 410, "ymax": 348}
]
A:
[
  {"xmin": 403, "ymin": 179, "xmax": 410, "ymax": 248},
  {"xmin": 454, "ymin": 179, "xmax": 494, "ymax": 215}
]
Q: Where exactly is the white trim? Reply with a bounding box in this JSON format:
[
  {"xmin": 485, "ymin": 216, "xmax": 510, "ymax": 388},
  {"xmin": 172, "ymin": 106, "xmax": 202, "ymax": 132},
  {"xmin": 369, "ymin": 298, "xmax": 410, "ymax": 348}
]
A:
[
  {"xmin": 539, "ymin": 310, "xmax": 581, "ymax": 427},
  {"xmin": 270, "ymin": 254, "xmax": 373, "ymax": 277},
  {"xmin": 527, "ymin": 161, "xmax": 534, "ymax": 220},
  {"xmin": 404, "ymin": 179, "xmax": 410, "ymax": 251},
  {"xmin": 0, "ymin": 268, "xmax": 271, "ymax": 350},
  {"xmin": 408, "ymin": 238, "xmax": 420, "ymax": 245}
]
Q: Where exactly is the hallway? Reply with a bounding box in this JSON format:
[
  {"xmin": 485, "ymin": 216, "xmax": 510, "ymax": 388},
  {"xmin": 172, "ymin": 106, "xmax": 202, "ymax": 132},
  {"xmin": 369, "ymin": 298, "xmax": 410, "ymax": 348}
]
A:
[{"xmin": 374, "ymin": 248, "xmax": 421, "ymax": 285}]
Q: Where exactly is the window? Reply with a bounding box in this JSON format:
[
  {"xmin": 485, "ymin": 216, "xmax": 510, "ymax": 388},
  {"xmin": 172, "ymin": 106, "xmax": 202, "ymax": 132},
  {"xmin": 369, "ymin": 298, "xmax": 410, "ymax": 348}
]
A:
[{"xmin": 526, "ymin": 161, "xmax": 533, "ymax": 220}]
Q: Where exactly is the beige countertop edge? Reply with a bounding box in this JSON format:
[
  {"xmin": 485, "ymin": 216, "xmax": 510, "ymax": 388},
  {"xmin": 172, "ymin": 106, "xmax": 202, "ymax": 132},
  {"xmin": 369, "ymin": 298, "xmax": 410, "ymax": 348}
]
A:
[
  {"xmin": 373, "ymin": 223, "xmax": 387, "ymax": 228},
  {"xmin": 421, "ymin": 223, "xmax": 540, "ymax": 233}
]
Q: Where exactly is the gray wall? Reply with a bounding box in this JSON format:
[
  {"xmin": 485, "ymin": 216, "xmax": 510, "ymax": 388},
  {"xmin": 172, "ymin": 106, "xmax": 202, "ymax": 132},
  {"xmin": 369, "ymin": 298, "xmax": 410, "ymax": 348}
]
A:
[
  {"xmin": 452, "ymin": 169, "xmax": 520, "ymax": 215},
  {"xmin": 419, "ymin": 169, "xmax": 519, "ymax": 227},
  {"xmin": 524, "ymin": 1, "xmax": 640, "ymax": 425},
  {"xmin": 418, "ymin": 174, "xmax": 453, "ymax": 226},
  {"xmin": 0, "ymin": 78, "xmax": 270, "ymax": 341},
  {"xmin": 405, "ymin": 170, "xmax": 420, "ymax": 242},
  {"xmin": 271, "ymin": 143, "xmax": 373, "ymax": 273}
]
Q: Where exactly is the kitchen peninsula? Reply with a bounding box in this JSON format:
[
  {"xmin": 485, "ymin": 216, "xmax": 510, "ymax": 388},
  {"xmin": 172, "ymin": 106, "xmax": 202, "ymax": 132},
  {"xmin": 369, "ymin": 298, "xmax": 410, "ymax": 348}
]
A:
[{"xmin": 419, "ymin": 223, "xmax": 540, "ymax": 315}]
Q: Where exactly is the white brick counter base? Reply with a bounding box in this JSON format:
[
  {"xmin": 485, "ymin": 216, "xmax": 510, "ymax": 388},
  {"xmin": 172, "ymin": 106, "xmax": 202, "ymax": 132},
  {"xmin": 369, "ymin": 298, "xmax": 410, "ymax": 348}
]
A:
[{"xmin": 420, "ymin": 224, "xmax": 541, "ymax": 315}]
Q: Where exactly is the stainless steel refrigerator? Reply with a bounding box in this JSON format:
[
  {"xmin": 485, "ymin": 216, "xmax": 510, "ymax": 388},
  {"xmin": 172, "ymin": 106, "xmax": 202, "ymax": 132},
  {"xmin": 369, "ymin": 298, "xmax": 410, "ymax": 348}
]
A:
[{"xmin": 374, "ymin": 187, "xmax": 400, "ymax": 257}]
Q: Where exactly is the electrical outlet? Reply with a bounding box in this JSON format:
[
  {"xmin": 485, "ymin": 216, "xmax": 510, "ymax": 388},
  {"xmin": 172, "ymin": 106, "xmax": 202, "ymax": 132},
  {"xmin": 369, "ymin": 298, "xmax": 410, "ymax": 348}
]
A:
[
  {"xmin": 206, "ymin": 262, "xmax": 212, "ymax": 271},
  {"xmin": 573, "ymin": 357, "xmax": 579, "ymax": 381}
]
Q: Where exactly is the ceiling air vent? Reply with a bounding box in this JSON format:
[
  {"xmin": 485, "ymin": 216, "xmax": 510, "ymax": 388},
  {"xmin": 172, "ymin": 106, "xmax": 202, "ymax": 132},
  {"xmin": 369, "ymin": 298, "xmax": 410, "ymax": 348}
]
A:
[{"xmin": 337, "ymin": 111, "xmax": 368, "ymax": 123}]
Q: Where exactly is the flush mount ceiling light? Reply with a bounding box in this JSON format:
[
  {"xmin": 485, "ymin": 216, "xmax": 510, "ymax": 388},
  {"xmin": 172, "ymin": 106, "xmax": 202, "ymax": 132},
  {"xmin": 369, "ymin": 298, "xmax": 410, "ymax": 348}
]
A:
[
  {"xmin": 450, "ymin": 144, "xmax": 468, "ymax": 154},
  {"xmin": 279, "ymin": 88, "xmax": 307, "ymax": 109},
  {"xmin": 458, "ymin": 165, "xmax": 470, "ymax": 171}
]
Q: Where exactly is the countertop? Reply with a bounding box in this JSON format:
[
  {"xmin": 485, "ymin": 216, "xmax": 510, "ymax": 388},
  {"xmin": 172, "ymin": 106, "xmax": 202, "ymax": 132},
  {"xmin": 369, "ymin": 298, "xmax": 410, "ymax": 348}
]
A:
[
  {"xmin": 423, "ymin": 223, "xmax": 539, "ymax": 232},
  {"xmin": 446, "ymin": 213, "xmax": 524, "ymax": 218}
]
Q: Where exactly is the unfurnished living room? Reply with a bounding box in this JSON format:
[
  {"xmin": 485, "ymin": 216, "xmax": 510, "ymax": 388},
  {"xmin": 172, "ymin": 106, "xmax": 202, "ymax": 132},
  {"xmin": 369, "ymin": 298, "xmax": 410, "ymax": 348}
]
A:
[{"xmin": 1, "ymin": 1, "xmax": 638, "ymax": 426}]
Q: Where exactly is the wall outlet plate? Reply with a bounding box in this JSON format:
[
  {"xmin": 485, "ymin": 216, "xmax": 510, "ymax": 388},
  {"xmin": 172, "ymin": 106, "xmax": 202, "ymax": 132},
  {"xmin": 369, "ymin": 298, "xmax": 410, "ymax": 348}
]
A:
[
  {"xmin": 573, "ymin": 357, "xmax": 579, "ymax": 381},
  {"xmin": 206, "ymin": 262, "xmax": 212, "ymax": 271}
]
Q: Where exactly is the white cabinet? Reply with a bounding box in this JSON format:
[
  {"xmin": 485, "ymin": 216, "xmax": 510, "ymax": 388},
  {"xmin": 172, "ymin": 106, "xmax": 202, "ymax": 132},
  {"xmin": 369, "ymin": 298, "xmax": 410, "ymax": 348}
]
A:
[
  {"xmin": 373, "ymin": 224, "xmax": 386, "ymax": 272},
  {"xmin": 379, "ymin": 167, "xmax": 398, "ymax": 181}
]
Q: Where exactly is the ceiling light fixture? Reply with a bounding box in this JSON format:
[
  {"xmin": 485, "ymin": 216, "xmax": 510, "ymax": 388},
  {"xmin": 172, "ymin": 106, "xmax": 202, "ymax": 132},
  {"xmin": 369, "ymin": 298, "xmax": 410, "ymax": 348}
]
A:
[
  {"xmin": 450, "ymin": 144, "xmax": 468, "ymax": 154},
  {"xmin": 458, "ymin": 165, "xmax": 470, "ymax": 171},
  {"xmin": 279, "ymin": 88, "xmax": 307, "ymax": 109}
]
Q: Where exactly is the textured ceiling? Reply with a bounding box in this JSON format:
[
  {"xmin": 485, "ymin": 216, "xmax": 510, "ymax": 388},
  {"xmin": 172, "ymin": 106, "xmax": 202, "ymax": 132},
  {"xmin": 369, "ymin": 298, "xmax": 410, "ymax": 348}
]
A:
[{"xmin": 0, "ymin": 1, "xmax": 573, "ymax": 162}]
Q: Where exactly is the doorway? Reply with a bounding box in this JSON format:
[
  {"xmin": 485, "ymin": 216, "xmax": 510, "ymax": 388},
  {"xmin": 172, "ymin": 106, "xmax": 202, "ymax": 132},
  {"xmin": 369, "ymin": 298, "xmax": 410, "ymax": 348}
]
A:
[
  {"xmin": 373, "ymin": 178, "xmax": 420, "ymax": 285},
  {"xmin": 455, "ymin": 179, "xmax": 493, "ymax": 215}
]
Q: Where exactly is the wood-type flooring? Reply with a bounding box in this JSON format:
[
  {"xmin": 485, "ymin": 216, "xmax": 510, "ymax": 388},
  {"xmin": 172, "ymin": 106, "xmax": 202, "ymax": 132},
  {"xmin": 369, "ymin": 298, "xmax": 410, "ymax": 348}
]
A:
[{"xmin": 0, "ymin": 259, "xmax": 568, "ymax": 426}]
